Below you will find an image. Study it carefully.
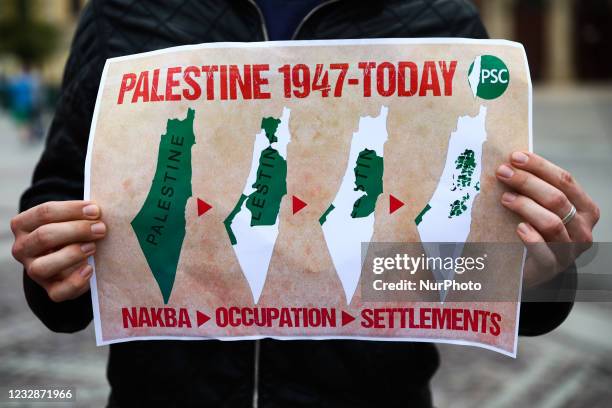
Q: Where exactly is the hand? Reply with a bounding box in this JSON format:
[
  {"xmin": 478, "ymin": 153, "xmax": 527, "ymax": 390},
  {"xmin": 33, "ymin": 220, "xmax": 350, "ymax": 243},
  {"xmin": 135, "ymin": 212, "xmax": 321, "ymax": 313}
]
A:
[
  {"xmin": 11, "ymin": 201, "xmax": 107, "ymax": 302},
  {"xmin": 496, "ymin": 152, "xmax": 600, "ymax": 287}
]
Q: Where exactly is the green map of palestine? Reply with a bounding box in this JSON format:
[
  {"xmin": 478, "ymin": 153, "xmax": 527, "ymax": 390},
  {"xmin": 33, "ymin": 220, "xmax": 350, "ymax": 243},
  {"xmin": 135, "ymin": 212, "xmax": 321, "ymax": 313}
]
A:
[
  {"xmin": 351, "ymin": 148, "xmax": 384, "ymax": 218},
  {"xmin": 131, "ymin": 108, "xmax": 196, "ymax": 304},
  {"xmin": 224, "ymin": 116, "xmax": 287, "ymax": 245},
  {"xmin": 319, "ymin": 148, "xmax": 383, "ymax": 224},
  {"xmin": 246, "ymin": 118, "xmax": 287, "ymax": 226}
]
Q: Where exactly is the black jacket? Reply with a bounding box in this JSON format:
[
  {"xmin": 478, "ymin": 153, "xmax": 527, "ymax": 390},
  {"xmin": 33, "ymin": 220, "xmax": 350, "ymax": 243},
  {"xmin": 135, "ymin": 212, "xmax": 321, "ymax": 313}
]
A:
[{"xmin": 21, "ymin": 1, "xmax": 574, "ymax": 407}]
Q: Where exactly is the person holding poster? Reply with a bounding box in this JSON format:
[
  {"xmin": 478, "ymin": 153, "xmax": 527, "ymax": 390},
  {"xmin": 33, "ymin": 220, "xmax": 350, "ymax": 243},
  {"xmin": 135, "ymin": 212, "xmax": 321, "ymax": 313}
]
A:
[{"xmin": 10, "ymin": 1, "xmax": 600, "ymax": 407}]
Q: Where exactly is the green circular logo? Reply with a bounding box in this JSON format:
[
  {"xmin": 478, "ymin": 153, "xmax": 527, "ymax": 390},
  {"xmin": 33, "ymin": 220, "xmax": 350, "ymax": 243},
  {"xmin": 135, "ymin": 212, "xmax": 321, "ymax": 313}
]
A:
[{"xmin": 468, "ymin": 55, "xmax": 510, "ymax": 100}]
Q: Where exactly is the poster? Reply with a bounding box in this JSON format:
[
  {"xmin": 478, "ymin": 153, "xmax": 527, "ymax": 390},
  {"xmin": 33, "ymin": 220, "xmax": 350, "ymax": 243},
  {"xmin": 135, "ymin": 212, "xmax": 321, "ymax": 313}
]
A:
[{"xmin": 85, "ymin": 39, "xmax": 531, "ymax": 356}]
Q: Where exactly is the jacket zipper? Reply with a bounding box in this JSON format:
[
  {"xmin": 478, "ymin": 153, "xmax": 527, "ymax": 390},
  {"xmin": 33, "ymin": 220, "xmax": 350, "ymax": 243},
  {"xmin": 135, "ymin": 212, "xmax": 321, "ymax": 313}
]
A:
[
  {"xmin": 253, "ymin": 339, "xmax": 260, "ymax": 408},
  {"xmin": 246, "ymin": 0, "xmax": 270, "ymax": 41},
  {"xmin": 247, "ymin": 0, "xmax": 342, "ymax": 42},
  {"xmin": 291, "ymin": 0, "xmax": 341, "ymax": 40},
  {"xmin": 243, "ymin": 2, "xmax": 341, "ymax": 407}
]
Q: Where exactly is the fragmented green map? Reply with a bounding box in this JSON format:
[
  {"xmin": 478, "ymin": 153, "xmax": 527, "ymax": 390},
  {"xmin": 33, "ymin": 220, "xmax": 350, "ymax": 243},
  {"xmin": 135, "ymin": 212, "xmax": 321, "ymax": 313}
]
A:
[
  {"xmin": 224, "ymin": 108, "xmax": 291, "ymax": 303},
  {"xmin": 131, "ymin": 109, "xmax": 196, "ymax": 304},
  {"xmin": 320, "ymin": 106, "xmax": 388, "ymax": 303}
]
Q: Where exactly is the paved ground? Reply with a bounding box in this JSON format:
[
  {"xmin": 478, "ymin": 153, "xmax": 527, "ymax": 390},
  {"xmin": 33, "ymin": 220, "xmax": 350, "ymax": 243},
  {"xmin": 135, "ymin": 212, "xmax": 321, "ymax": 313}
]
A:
[{"xmin": 0, "ymin": 85, "xmax": 611, "ymax": 407}]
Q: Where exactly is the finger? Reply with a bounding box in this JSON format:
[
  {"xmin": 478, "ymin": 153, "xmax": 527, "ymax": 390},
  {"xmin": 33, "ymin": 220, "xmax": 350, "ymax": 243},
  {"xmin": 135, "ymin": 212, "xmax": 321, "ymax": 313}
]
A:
[
  {"xmin": 496, "ymin": 164, "xmax": 590, "ymax": 240},
  {"xmin": 517, "ymin": 223, "xmax": 559, "ymax": 287},
  {"xmin": 509, "ymin": 152, "xmax": 596, "ymax": 216},
  {"xmin": 27, "ymin": 242, "xmax": 96, "ymax": 281},
  {"xmin": 56, "ymin": 260, "xmax": 90, "ymax": 281},
  {"xmin": 517, "ymin": 221, "xmax": 585, "ymax": 276},
  {"xmin": 496, "ymin": 164, "xmax": 573, "ymax": 219},
  {"xmin": 23, "ymin": 220, "xmax": 106, "ymax": 258},
  {"xmin": 501, "ymin": 192, "xmax": 571, "ymax": 242},
  {"xmin": 517, "ymin": 222, "xmax": 545, "ymax": 244},
  {"xmin": 517, "ymin": 222, "xmax": 569, "ymax": 270},
  {"xmin": 518, "ymin": 223, "xmax": 574, "ymax": 286},
  {"xmin": 12, "ymin": 201, "xmax": 100, "ymax": 233},
  {"xmin": 25, "ymin": 258, "xmax": 87, "ymax": 289},
  {"xmin": 47, "ymin": 263, "xmax": 93, "ymax": 303}
]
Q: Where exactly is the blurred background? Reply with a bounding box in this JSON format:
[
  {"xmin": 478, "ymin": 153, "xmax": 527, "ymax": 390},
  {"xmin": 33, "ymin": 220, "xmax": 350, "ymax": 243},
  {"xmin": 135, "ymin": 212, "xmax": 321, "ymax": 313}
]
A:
[{"xmin": 0, "ymin": 0, "xmax": 610, "ymax": 407}]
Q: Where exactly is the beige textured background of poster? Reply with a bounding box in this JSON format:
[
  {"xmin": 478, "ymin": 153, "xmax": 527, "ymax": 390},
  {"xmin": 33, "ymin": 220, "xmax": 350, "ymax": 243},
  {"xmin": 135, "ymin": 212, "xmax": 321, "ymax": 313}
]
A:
[{"xmin": 88, "ymin": 41, "xmax": 529, "ymax": 353}]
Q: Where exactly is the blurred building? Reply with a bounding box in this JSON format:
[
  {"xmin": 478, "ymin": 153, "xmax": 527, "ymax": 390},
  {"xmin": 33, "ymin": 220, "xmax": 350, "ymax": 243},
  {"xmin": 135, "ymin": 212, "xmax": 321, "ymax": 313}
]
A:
[
  {"xmin": 37, "ymin": 0, "xmax": 85, "ymax": 83},
  {"xmin": 474, "ymin": 0, "xmax": 612, "ymax": 83},
  {"xmin": 0, "ymin": 0, "xmax": 85, "ymax": 84}
]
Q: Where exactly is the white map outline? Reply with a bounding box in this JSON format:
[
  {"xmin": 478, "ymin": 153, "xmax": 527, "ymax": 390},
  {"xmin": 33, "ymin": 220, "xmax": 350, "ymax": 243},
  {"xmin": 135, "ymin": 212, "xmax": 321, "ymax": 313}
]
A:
[
  {"xmin": 416, "ymin": 105, "xmax": 488, "ymax": 301},
  {"xmin": 229, "ymin": 107, "xmax": 291, "ymax": 304},
  {"xmin": 321, "ymin": 106, "xmax": 389, "ymax": 304}
]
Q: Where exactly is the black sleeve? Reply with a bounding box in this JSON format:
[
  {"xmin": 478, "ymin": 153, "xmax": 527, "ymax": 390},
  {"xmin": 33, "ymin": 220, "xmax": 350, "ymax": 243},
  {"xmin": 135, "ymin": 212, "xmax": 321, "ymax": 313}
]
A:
[
  {"xmin": 518, "ymin": 264, "xmax": 577, "ymax": 336},
  {"xmin": 404, "ymin": 0, "xmax": 490, "ymax": 39},
  {"xmin": 455, "ymin": 0, "xmax": 489, "ymax": 39},
  {"xmin": 19, "ymin": 3, "xmax": 106, "ymax": 333}
]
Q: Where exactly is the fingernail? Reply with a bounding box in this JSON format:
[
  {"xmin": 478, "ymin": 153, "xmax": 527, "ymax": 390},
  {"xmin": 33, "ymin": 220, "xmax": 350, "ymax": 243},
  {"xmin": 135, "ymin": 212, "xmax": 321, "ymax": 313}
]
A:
[
  {"xmin": 512, "ymin": 152, "xmax": 529, "ymax": 164},
  {"xmin": 497, "ymin": 165, "xmax": 514, "ymax": 178},
  {"xmin": 83, "ymin": 204, "xmax": 99, "ymax": 217},
  {"xmin": 91, "ymin": 222, "xmax": 106, "ymax": 235},
  {"xmin": 502, "ymin": 192, "xmax": 517, "ymax": 203},
  {"xmin": 80, "ymin": 264, "xmax": 93, "ymax": 278},
  {"xmin": 518, "ymin": 223, "xmax": 532, "ymax": 235},
  {"xmin": 81, "ymin": 242, "xmax": 96, "ymax": 254}
]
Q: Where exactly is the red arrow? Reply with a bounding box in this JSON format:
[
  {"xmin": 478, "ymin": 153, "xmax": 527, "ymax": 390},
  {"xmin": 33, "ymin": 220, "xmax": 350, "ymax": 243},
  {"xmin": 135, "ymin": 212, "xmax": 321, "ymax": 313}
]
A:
[
  {"xmin": 196, "ymin": 311, "xmax": 211, "ymax": 327},
  {"xmin": 197, "ymin": 198, "xmax": 212, "ymax": 216},
  {"xmin": 341, "ymin": 311, "xmax": 356, "ymax": 326},
  {"xmin": 389, "ymin": 195, "xmax": 405, "ymax": 214},
  {"xmin": 292, "ymin": 195, "xmax": 307, "ymax": 215}
]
